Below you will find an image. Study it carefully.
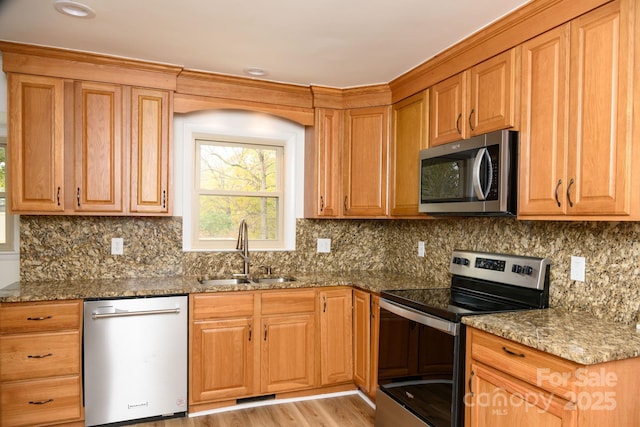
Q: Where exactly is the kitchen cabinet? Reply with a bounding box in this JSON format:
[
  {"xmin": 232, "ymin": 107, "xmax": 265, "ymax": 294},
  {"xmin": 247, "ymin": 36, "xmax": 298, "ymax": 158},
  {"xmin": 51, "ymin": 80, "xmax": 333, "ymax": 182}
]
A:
[
  {"xmin": 306, "ymin": 108, "xmax": 342, "ymax": 217},
  {"xmin": 389, "ymin": 90, "xmax": 429, "ymax": 217},
  {"xmin": 353, "ymin": 289, "xmax": 379, "ymax": 399},
  {"xmin": 343, "ymin": 106, "xmax": 390, "ymax": 217},
  {"xmin": 190, "ymin": 293, "xmax": 256, "ymax": 405},
  {"xmin": 8, "ymin": 74, "xmax": 65, "ymax": 212},
  {"xmin": 260, "ymin": 290, "xmax": 316, "ymax": 393},
  {"xmin": 130, "ymin": 87, "xmax": 172, "ymax": 214},
  {"xmin": 73, "ymin": 81, "xmax": 123, "ymax": 213},
  {"xmin": 465, "ymin": 327, "xmax": 640, "ymax": 427},
  {"xmin": 430, "ymin": 48, "xmax": 518, "ymax": 146},
  {"xmin": 7, "ymin": 74, "xmax": 172, "ymax": 216},
  {"xmin": 319, "ymin": 288, "xmax": 353, "ymax": 385},
  {"xmin": 0, "ymin": 300, "xmax": 83, "ymax": 427},
  {"xmin": 518, "ymin": 0, "xmax": 634, "ymax": 219}
]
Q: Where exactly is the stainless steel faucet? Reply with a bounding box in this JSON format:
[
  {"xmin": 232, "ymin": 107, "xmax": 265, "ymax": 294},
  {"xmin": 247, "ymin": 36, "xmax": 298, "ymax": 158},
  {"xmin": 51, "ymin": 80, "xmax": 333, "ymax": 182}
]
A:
[{"xmin": 236, "ymin": 219, "xmax": 250, "ymax": 275}]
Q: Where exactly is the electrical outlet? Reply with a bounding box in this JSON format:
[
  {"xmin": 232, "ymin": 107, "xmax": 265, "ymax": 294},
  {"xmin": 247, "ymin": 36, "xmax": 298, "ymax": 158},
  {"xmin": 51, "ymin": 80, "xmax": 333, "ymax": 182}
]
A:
[
  {"xmin": 570, "ymin": 256, "xmax": 585, "ymax": 281},
  {"xmin": 317, "ymin": 238, "xmax": 331, "ymax": 253},
  {"xmin": 111, "ymin": 238, "xmax": 124, "ymax": 256},
  {"xmin": 418, "ymin": 241, "xmax": 425, "ymax": 257}
]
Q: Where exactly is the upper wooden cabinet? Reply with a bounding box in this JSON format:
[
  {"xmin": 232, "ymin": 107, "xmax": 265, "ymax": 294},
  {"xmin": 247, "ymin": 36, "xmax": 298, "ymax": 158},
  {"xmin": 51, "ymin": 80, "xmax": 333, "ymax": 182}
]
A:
[
  {"xmin": 343, "ymin": 106, "xmax": 390, "ymax": 217},
  {"xmin": 389, "ymin": 90, "xmax": 429, "ymax": 217},
  {"xmin": 7, "ymin": 73, "xmax": 172, "ymax": 216},
  {"xmin": 305, "ymin": 108, "xmax": 342, "ymax": 217},
  {"xmin": 430, "ymin": 48, "xmax": 519, "ymax": 146},
  {"xmin": 519, "ymin": 0, "xmax": 635, "ymax": 219},
  {"xmin": 73, "ymin": 81, "xmax": 123, "ymax": 213},
  {"xmin": 129, "ymin": 88, "xmax": 172, "ymax": 214},
  {"xmin": 8, "ymin": 74, "xmax": 65, "ymax": 212}
]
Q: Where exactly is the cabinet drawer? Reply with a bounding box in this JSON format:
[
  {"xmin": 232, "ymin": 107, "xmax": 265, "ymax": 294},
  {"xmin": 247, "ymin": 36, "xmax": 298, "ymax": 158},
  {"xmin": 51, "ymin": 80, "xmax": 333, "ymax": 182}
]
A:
[
  {"xmin": 261, "ymin": 290, "xmax": 317, "ymax": 315},
  {"xmin": 0, "ymin": 331, "xmax": 80, "ymax": 382},
  {"xmin": 0, "ymin": 375, "xmax": 82, "ymax": 427},
  {"xmin": 192, "ymin": 293, "xmax": 254, "ymax": 320},
  {"xmin": 0, "ymin": 301, "xmax": 82, "ymax": 334},
  {"xmin": 470, "ymin": 329, "xmax": 578, "ymax": 398}
]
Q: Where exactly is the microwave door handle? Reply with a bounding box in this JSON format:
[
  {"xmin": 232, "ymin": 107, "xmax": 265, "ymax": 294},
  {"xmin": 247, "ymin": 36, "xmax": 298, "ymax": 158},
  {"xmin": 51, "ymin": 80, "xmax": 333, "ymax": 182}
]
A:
[
  {"xmin": 472, "ymin": 148, "xmax": 487, "ymax": 200},
  {"xmin": 472, "ymin": 148, "xmax": 493, "ymax": 200}
]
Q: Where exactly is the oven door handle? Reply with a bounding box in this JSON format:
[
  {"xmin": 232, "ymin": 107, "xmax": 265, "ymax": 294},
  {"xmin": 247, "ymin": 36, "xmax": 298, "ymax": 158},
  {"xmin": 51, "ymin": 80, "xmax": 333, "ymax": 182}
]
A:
[{"xmin": 380, "ymin": 299, "xmax": 459, "ymax": 336}]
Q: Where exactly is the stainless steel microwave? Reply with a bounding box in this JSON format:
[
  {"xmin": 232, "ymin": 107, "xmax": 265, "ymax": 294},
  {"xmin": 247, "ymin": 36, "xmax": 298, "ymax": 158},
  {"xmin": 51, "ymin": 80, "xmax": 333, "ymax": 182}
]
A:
[{"xmin": 419, "ymin": 130, "xmax": 518, "ymax": 216}]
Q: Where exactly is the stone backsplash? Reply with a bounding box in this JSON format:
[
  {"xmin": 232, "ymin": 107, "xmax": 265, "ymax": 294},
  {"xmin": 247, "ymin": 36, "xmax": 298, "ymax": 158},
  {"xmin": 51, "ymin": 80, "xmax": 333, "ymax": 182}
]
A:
[{"xmin": 19, "ymin": 216, "xmax": 640, "ymax": 324}]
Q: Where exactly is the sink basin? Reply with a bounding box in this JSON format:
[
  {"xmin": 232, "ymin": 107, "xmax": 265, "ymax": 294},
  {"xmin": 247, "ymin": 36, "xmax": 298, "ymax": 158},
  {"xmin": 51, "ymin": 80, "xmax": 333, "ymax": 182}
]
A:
[
  {"xmin": 252, "ymin": 276, "xmax": 296, "ymax": 284},
  {"xmin": 198, "ymin": 277, "xmax": 251, "ymax": 286}
]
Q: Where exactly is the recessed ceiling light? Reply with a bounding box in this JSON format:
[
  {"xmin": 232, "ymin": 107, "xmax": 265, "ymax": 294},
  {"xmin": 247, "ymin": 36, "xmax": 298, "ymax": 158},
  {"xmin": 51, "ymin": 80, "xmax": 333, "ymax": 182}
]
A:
[
  {"xmin": 53, "ymin": 0, "xmax": 96, "ymax": 18},
  {"xmin": 243, "ymin": 67, "xmax": 269, "ymax": 77}
]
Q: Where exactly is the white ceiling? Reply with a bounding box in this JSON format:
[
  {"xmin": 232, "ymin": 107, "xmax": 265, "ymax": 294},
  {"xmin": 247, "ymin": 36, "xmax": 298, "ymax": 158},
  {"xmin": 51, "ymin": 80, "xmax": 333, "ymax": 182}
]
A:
[{"xmin": 0, "ymin": 0, "xmax": 530, "ymax": 88}]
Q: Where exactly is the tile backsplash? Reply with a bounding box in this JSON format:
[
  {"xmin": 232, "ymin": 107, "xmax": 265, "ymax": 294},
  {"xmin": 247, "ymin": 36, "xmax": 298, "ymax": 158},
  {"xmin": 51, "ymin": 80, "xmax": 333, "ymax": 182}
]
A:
[{"xmin": 20, "ymin": 216, "xmax": 640, "ymax": 324}]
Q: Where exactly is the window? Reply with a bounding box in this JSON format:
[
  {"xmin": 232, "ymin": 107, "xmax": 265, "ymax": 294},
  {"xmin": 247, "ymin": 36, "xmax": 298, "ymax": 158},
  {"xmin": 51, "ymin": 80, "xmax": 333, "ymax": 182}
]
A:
[
  {"xmin": 0, "ymin": 137, "xmax": 14, "ymax": 252},
  {"xmin": 192, "ymin": 136, "xmax": 285, "ymax": 250}
]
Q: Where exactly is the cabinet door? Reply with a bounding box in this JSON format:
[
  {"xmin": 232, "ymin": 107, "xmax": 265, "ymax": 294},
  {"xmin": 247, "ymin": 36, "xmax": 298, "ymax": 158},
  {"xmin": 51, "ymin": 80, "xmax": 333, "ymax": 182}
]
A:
[
  {"xmin": 518, "ymin": 25, "xmax": 570, "ymax": 215},
  {"xmin": 8, "ymin": 74, "xmax": 65, "ymax": 212},
  {"xmin": 191, "ymin": 318, "xmax": 254, "ymax": 403},
  {"xmin": 390, "ymin": 90, "xmax": 429, "ymax": 216},
  {"xmin": 74, "ymin": 81, "xmax": 123, "ymax": 212},
  {"xmin": 313, "ymin": 108, "xmax": 342, "ymax": 217},
  {"xmin": 567, "ymin": 1, "xmax": 631, "ymax": 215},
  {"xmin": 468, "ymin": 363, "xmax": 577, "ymax": 427},
  {"xmin": 319, "ymin": 289, "xmax": 352, "ymax": 385},
  {"xmin": 352, "ymin": 289, "xmax": 371, "ymax": 391},
  {"xmin": 468, "ymin": 48, "xmax": 519, "ymax": 136},
  {"xmin": 368, "ymin": 295, "xmax": 380, "ymax": 399},
  {"xmin": 430, "ymin": 72, "xmax": 467, "ymax": 145},
  {"xmin": 343, "ymin": 106, "xmax": 389, "ymax": 217},
  {"xmin": 130, "ymin": 88, "xmax": 171, "ymax": 214},
  {"xmin": 261, "ymin": 314, "xmax": 315, "ymax": 393}
]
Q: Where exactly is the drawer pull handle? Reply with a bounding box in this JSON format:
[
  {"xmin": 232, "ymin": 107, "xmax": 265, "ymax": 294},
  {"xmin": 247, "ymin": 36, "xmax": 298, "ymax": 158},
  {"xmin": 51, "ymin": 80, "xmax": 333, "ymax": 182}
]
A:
[
  {"xmin": 502, "ymin": 346, "xmax": 525, "ymax": 358},
  {"xmin": 27, "ymin": 316, "xmax": 52, "ymax": 321},
  {"xmin": 29, "ymin": 399, "xmax": 54, "ymax": 405},
  {"xmin": 28, "ymin": 353, "xmax": 53, "ymax": 359},
  {"xmin": 468, "ymin": 370, "xmax": 475, "ymax": 397}
]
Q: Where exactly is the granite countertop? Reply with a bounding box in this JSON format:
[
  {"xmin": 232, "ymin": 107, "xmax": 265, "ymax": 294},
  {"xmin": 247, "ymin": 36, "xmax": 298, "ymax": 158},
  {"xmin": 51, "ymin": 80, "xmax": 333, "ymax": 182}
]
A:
[
  {"xmin": 463, "ymin": 308, "xmax": 640, "ymax": 365},
  {"xmin": 0, "ymin": 270, "xmax": 439, "ymax": 303}
]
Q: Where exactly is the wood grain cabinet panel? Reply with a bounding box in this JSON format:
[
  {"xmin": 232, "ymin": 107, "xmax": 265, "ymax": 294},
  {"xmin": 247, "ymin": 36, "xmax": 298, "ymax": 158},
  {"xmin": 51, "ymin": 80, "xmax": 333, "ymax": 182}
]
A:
[
  {"xmin": 343, "ymin": 106, "xmax": 390, "ymax": 217},
  {"xmin": 430, "ymin": 48, "xmax": 518, "ymax": 146},
  {"xmin": 390, "ymin": 90, "xmax": 429, "ymax": 217},
  {"xmin": 319, "ymin": 288, "xmax": 353, "ymax": 385},
  {"xmin": 353, "ymin": 290, "xmax": 379, "ymax": 400},
  {"xmin": 73, "ymin": 81, "xmax": 123, "ymax": 212},
  {"xmin": 466, "ymin": 327, "xmax": 640, "ymax": 427},
  {"xmin": 518, "ymin": 0, "xmax": 634, "ymax": 219},
  {"xmin": 130, "ymin": 87, "xmax": 171, "ymax": 214},
  {"xmin": 8, "ymin": 74, "xmax": 65, "ymax": 212},
  {"xmin": 0, "ymin": 300, "xmax": 83, "ymax": 427}
]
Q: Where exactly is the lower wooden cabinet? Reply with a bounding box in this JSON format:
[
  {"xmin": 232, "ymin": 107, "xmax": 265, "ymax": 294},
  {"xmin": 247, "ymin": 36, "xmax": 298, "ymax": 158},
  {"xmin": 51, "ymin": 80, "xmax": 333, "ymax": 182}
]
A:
[
  {"xmin": 319, "ymin": 288, "xmax": 353, "ymax": 385},
  {"xmin": 353, "ymin": 289, "xmax": 380, "ymax": 400},
  {"xmin": 0, "ymin": 300, "xmax": 83, "ymax": 427},
  {"xmin": 465, "ymin": 327, "xmax": 640, "ymax": 427}
]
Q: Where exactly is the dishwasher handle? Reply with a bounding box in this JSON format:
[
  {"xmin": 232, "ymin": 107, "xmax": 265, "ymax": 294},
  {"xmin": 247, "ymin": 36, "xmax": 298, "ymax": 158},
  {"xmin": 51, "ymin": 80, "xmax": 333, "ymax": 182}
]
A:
[{"xmin": 91, "ymin": 307, "xmax": 181, "ymax": 319}]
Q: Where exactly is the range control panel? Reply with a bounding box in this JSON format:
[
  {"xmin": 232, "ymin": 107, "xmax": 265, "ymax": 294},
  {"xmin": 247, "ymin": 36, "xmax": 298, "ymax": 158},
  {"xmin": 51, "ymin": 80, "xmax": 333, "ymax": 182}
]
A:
[{"xmin": 450, "ymin": 250, "xmax": 550, "ymax": 290}]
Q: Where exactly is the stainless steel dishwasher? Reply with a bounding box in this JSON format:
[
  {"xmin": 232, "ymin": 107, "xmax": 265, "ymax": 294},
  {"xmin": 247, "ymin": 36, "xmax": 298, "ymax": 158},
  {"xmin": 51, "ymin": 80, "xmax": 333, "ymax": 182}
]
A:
[{"xmin": 83, "ymin": 295, "xmax": 188, "ymax": 426}]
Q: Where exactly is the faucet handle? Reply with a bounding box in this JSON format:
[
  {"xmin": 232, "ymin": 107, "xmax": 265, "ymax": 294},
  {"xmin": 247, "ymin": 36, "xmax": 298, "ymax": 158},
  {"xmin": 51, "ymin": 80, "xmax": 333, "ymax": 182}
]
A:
[{"xmin": 260, "ymin": 266, "xmax": 273, "ymax": 275}]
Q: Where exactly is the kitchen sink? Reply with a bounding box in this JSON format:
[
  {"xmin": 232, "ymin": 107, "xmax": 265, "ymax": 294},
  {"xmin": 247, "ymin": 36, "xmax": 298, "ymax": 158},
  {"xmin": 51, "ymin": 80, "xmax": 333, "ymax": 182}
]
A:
[
  {"xmin": 252, "ymin": 276, "xmax": 296, "ymax": 284},
  {"xmin": 198, "ymin": 277, "xmax": 251, "ymax": 286},
  {"xmin": 198, "ymin": 276, "xmax": 296, "ymax": 286}
]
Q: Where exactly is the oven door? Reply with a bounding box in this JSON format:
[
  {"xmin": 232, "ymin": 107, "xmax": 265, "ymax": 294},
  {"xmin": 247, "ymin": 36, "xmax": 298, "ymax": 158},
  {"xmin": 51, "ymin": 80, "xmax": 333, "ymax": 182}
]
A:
[{"xmin": 376, "ymin": 299, "xmax": 465, "ymax": 427}]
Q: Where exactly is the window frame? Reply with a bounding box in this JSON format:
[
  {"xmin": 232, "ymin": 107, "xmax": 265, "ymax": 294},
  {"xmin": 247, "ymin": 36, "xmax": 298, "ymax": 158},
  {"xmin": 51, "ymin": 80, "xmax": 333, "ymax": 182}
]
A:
[
  {"xmin": 0, "ymin": 136, "xmax": 15, "ymax": 252},
  {"xmin": 192, "ymin": 135, "xmax": 286, "ymax": 250}
]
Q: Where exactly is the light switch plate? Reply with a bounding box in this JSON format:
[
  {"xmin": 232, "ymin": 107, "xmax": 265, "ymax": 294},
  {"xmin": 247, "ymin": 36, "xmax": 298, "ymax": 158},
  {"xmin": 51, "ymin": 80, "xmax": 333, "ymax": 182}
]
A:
[
  {"xmin": 317, "ymin": 238, "xmax": 331, "ymax": 253},
  {"xmin": 418, "ymin": 241, "xmax": 425, "ymax": 257},
  {"xmin": 570, "ymin": 256, "xmax": 585, "ymax": 282},
  {"xmin": 111, "ymin": 238, "xmax": 124, "ymax": 256}
]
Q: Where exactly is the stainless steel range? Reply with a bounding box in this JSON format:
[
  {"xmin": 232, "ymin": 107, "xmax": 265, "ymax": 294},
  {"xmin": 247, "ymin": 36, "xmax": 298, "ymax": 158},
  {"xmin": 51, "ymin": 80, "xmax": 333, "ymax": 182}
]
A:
[{"xmin": 375, "ymin": 250, "xmax": 551, "ymax": 427}]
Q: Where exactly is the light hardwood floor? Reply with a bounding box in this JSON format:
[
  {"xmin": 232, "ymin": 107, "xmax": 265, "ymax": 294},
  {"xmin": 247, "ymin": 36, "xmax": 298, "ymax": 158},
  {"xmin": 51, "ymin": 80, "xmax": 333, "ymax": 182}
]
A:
[{"xmin": 131, "ymin": 394, "xmax": 375, "ymax": 427}]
